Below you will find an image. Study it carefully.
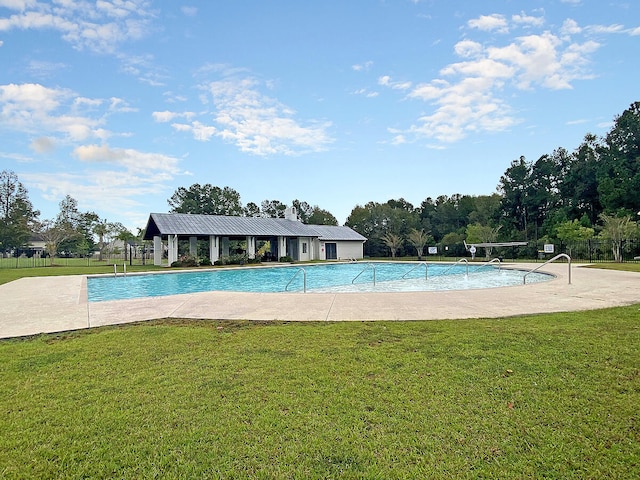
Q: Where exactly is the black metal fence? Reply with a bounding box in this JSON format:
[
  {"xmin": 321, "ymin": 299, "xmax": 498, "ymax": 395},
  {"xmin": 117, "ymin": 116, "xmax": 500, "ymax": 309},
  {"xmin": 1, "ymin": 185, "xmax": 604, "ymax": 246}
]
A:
[
  {"xmin": 442, "ymin": 239, "xmax": 640, "ymax": 263},
  {"xmin": 556, "ymin": 239, "xmax": 640, "ymax": 263}
]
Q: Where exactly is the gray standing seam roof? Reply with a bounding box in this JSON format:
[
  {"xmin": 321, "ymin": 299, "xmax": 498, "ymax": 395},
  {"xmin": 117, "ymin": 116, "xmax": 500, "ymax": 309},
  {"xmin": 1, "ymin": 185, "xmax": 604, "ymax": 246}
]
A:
[{"xmin": 144, "ymin": 213, "xmax": 366, "ymax": 242}]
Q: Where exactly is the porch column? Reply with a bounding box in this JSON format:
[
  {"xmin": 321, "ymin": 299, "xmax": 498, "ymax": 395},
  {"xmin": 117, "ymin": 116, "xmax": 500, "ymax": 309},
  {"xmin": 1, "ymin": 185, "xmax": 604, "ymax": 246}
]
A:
[
  {"xmin": 278, "ymin": 236, "xmax": 287, "ymax": 260},
  {"xmin": 168, "ymin": 234, "xmax": 178, "ymax": 266},
  {"xmin": 189, "ymin": 236, "xmax": 197, "ymax": 256},
  {"xmin": 153, "ymin": 236, "xmax": 162, "ymax": 266},
  {"xmin": 246, "ymin": 236, "xmax": 256, "ymax": 259},
  {"xmin": 209, "ymin": 236, "xmax": 219, "ymax": 263}
]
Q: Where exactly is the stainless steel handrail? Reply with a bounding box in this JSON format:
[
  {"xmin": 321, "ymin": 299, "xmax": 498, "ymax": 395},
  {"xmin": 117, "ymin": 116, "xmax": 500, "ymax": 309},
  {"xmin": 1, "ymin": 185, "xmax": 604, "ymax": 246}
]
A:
[
  {"xmin": 442, "ymin": 258, "xmax": 469, "ymax": 276},
  {"xmin": 476, "ymin": 258, "xmax": 502, "ymax": 271},
  {"xmin": 352, "ymin": 263, "xmax": 376, "ymax": 285},
  {"xmin": 285, "ymin": 267, "xmax": 307, "ymax": 292},
  {"xmin": 523, "ymin": 253, "xmax": 571, "ymax": 284},
  {"xmin": 402, "ymin": 262, "xmax": 428, "ymax": 279}
]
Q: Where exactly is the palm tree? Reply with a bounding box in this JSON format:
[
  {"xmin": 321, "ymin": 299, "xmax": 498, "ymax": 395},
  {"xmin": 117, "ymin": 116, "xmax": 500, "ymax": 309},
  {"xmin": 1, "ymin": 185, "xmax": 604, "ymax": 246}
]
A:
[
  {"xmin": 407, "ymin": 228, "xmax": 429, "ymax": 260},
  {"xmin": 381, "ymin": 232, "xmax": 403, "ymax": 258},
  {"xmin": 598, "ymin": 214, "xmax": 637, "ymax": 262}
]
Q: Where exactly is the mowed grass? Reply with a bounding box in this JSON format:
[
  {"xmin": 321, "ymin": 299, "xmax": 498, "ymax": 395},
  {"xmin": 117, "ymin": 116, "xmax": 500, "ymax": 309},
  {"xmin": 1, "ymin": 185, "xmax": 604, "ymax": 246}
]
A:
[{"xmin": 2, "ymin": 309, "xmax": 639, "ymax": 479}]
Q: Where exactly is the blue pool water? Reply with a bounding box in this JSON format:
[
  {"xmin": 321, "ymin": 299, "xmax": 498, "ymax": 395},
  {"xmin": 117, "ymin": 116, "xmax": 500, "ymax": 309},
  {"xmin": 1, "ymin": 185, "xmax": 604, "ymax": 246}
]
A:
[{"xmin": 87, "ymin": 262, "xmax": 552, "ymax": 302}]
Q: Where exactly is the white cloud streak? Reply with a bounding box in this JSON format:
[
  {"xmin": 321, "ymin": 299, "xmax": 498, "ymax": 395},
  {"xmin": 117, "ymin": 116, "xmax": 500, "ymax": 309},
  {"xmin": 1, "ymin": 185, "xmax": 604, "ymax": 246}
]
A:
[
  {"xmin": 162, "ymin": 76, "xmax": 333, "ymax": 156},
  {"xmin": 381, "ymin": 13, "xmax": 607, "ymax": 143},
  {"xmin": 0, "ymin": 83, "xmax": 105, "ymax": 141},
  {"xmin": 0, "ymin": 0, "xmax": 152, "ymax": 53}
]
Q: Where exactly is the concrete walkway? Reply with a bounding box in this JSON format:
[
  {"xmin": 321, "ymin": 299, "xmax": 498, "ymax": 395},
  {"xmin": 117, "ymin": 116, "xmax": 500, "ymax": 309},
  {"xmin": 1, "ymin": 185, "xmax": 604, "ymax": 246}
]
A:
[{"xmin": 1, "ymin": 263, "xmax": 639, "ymax": 339}]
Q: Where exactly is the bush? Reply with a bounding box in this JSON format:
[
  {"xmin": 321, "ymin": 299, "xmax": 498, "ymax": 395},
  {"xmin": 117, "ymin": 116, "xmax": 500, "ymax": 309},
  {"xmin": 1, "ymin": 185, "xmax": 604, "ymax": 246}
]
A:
[
  {"xmin": 279, "ymin": 256, "xmax": 293, "ymax": 263},
  {"xmin": 214, "ymin": 254, "xmax": 249, "ymax": 266},
  {"xmin": 199, "ymin": 257, "xmax": 212, "ymax": 266},
  {"xmin": 170, "ymin": 254, "xmax": 199, "ymax": 268}
]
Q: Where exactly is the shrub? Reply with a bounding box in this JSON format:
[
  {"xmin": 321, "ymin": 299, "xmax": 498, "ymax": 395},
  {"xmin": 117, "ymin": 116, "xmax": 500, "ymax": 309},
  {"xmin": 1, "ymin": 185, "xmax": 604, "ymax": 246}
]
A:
[
  {"xmin": 214, "ymin": 254, "xmax": 249, "ymax": 266},
  {"xmin": 171, "ymin": 254, "xmax": 199, "ymax": 268},
  {"xmin": 279, "ymin": 255, "xmax": 293, "ymax": 263}
]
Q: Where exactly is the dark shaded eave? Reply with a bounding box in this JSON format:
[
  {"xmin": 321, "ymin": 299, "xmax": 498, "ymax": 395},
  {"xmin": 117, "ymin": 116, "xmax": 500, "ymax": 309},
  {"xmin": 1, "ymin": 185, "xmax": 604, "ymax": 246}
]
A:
[{"xmin": 142, "ymin": 214, "xmax": 162, "ymax": 240}]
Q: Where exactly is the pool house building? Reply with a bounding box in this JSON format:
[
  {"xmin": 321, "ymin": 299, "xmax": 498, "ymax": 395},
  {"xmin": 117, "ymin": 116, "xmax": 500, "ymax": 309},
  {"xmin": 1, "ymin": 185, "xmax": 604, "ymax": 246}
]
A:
[{"xmin": 143, "ymin": 207, "xmax": 367, "ymax": 266}]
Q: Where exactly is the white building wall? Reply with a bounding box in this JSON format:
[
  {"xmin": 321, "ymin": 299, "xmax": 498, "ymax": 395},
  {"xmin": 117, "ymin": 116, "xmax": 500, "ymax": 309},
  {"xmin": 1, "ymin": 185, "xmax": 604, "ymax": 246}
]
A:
[
  {"xmin": 314, "ymin": 240, "xmax": 364, "ymax": 260},
  {"xmin": 298, "ymin": 237, "xmax": 314, "ymax": 261},
  {"xmin": 337, "ymin": 241, "xmax": 365, "ymax": 260}
]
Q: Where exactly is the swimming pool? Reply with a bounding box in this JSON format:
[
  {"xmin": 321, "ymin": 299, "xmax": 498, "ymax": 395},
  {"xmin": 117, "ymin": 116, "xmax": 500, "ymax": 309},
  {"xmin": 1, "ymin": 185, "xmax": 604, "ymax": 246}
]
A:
[{"xmin": 87, "ymin": 262, "xmax": 552, "ymax": 302}]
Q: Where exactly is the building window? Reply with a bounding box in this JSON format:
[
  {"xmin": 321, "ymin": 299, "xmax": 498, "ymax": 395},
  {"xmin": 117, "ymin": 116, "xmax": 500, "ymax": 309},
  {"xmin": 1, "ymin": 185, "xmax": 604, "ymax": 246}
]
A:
[{"xmin": 302, "ymin": 242, "xmax": 307, "ymax": 254}]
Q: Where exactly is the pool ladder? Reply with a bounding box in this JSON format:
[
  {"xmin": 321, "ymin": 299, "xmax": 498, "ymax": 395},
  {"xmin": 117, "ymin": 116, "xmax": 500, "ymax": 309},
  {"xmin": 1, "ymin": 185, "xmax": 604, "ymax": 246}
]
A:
[
  {"xmin": 352, "ymin": 263, "xmax": 376, "ymax": 285},
  {"xmin": 285, "ymin": 267, "xmax": 307, "ymax": 292},
  {"xmin": 402, "ymin": 262, "xmax": 428, "ymax": 279},
  {"xmin": 401, "ymin": 258, "xmax": 501, "ymax": 281},
  {"xmin": 523, "ymin": 253, "xmax": 571, "ymax": 284},
  {"xmin": 441, "ymin": 258, "xmax": 469, "ymax": 276}
]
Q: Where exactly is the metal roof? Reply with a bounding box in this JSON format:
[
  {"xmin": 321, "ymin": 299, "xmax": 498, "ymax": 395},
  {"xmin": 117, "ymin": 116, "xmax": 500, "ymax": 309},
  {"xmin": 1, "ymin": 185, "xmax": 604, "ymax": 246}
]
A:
[
  {"xmin": 143, "ymin": 213, "xmax": 366, "ymax": 242},
  {"xmin": 306, "ymin": 224, "xmax": 368, "ymax": 241}
]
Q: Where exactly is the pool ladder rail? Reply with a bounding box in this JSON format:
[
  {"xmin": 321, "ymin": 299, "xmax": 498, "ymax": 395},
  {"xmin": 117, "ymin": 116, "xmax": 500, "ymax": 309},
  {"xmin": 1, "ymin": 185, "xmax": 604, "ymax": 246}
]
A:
[
  {"xmin": 285, "ymin": 267, "xmax": 307, "ymax": 292},
  {"xmin": 352, "ymin": 263, "xmax": 376, "ymax": 286},
  {"xmin": 402, "ymin": 258, "xmax": 501, "ymax": 281},
  {"xmin": 523, "ymin": 253, "xmax": 571, "ymax": 284},
  {"xmin": 402, "ymin": 262, "xmax": 429, "ymax": 279}
]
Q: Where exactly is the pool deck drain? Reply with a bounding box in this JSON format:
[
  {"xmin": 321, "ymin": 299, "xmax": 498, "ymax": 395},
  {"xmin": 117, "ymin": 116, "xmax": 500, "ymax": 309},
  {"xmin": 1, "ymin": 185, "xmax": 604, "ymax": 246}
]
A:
[{"xmin": 1, "ymin": 263, "xmax": 639, "ymax": 339}]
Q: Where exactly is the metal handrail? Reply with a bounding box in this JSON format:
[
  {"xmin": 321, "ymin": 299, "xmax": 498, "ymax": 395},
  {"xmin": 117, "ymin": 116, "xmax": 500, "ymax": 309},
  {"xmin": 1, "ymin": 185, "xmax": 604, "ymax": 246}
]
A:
[
  {"xmin": 402, "ymin": 262, "xmax": 428, "ymax": 279},
  {"xmin": 523, "ymin": 253, "xmax": 571, "ymax": 284},
  {"xmin": 441, "ymin": 258, "xmax": 469, "ymax": 276},
  {"xmin": 476, "ymin": 258, "xmax": 502, "ymax": 271},
  {"xmin": 285, "ymin": 267, "xmax": 307, "ymax": 292},
  {"xmin": 352, "ymin": 263, "xmax": 376, "ymax": 285}
]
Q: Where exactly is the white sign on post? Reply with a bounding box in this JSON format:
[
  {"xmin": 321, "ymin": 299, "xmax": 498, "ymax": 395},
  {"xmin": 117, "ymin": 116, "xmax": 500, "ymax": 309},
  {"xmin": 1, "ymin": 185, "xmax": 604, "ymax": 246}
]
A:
[
  {"xmin": 428, "ymin": 246, "xmax": 438, "ymax": 255},
  {"xmin": 544, "ymin": 244, "xmax": 554, "ymax": 254}
]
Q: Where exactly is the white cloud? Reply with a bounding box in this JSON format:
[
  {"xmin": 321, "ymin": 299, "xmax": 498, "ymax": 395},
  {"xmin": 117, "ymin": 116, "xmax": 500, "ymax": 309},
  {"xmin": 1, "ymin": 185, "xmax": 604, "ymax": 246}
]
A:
[
  {"xmin": 454, "ymin": 40, "xmax": 483, "ymax": 58},
  {"xmin": 181, "ymin": 6, "xmax": 198, "ymax": 17},
  {"xmin": 0, "ymin": 82, "xmax": 109, "ymax": 141},
  {"xmin": 30, "ymin": 136, "xmax": 56, "ymax": 153},
  {"xmin": 153, "ymin": 110, "xmax": 177, "ymax": 122},
  {"xmin": 381, "ymin": 13, "xmax": 607, "ymax": 144},
  {"xmin": 172, "ymin": 121, "xmax": 216, "ymax": 141},
  {"xmin": 512, "ymin": 12, "xmax": 544, "ymax": 28},
  {"xmin": 377, "ymin": 75, "xmax": 412, "ymax": 90},
  {"xmin": 0, "ymin": 0, "xmax": 152, "ymax": 53},
  {"xmin": 353, "ymin": 88, "xmax": 379, "ymax": 98},
  {"xmin": 352, "ymin": 61, "xmax": 373, "ymax": 72},
  {"xmin": 631, "ymin": 27, "xmax": 640, "ymax": 36},
  {"xmin": 22, "ymin": 170, "xmax": 170, "ymax": 228},
  {"xmin": 468, "ymin": 14, "xmax": 509, "ymax": 33},
  {"xmin": 73, "ymin": 143, "xmax": 180, "ymax": 177},
  {"xmin": 561, "ymin": 19, "xmax": 582, "ymax": 36},
  {"xmin": 165, "ymin": 75, "xmax": 333, "ymax": 156},
  {"xmin": 586, "ymin": 24, "xmax": 625, "ymax": 34},
  {"xmin": 152, "ymin": 110, "xmax": 195, "ymax": 122}
]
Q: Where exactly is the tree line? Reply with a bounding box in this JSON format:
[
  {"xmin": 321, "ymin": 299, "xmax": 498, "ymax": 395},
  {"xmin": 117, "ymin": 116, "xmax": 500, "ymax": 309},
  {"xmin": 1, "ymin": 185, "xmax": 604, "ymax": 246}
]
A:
[
  {"xmin": 1, "ymin": 101, "xmax": 639, "ymax": 263},
  {"xmin": 345, "ymin": 102, "xmax": 640, "ymax": 260},
  {"xmin": 0, "ymin": 172, "xmax": 135, "ymax": 264}
]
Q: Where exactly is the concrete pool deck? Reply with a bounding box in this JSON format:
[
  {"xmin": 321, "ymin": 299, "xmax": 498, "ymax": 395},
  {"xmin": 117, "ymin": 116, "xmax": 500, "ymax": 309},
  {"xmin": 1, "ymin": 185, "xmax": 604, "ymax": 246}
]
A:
[{"xmin": 1, "ymin": 263, "xmax": 639, "ymax": 339}]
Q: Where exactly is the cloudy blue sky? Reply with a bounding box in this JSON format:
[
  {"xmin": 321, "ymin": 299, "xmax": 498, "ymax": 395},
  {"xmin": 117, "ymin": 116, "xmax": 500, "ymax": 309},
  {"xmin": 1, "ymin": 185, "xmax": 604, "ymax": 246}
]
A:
[{"xmin": 1, "ymin": 0, "xmax": 639, "ymax": 230}]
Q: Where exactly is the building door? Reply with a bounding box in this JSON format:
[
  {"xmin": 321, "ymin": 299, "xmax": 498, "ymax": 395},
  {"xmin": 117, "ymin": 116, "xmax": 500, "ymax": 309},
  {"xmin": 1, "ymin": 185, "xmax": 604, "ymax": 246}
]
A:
[
  {"xmin": 287, "ymin": 238, "xmax": 299, "ymax": 260},
  {"xmin": 325, "ymin": 242, "xmax": 337, "ymax": 260}
]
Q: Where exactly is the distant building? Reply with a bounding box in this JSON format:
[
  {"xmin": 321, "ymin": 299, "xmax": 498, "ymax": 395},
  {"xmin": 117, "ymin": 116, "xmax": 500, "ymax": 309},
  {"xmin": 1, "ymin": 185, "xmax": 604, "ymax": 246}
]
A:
[{"xmin": 142, "ymin": 207, "xmax": 367, "ymax": 266}]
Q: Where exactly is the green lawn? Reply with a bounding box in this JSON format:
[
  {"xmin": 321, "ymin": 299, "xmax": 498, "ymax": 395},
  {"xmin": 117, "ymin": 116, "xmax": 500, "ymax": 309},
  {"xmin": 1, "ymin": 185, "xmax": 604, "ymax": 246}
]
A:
[
  {"xmin": 1, "ymin": 261, "xmax": 639, "ymax": 478},
  {"xmin": 2, "ymin": 308, "xmax": 639, "ymax": 479}
]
